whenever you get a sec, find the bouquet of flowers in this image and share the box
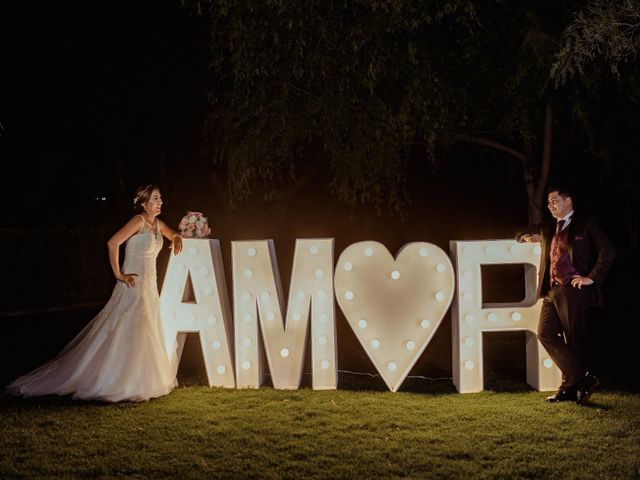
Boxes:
[178,211,212,238]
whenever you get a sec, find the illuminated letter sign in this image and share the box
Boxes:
[159,237,560,394]
[160,239,235,388]
[449,240,561,393]
[334,242,455,392]
[232,239,337,390]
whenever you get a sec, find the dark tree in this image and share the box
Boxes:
[184,0,639,225]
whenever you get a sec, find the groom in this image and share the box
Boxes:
[519,187,615,405]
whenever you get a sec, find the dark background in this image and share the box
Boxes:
[1,1,637,389]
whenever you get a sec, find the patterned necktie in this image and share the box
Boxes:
[556,220,565,233]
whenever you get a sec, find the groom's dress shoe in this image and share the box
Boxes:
[546,389,577,403]
[577,373,601,405]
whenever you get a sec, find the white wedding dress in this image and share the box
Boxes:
[7,221,177,402]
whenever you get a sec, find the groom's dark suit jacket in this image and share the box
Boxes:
[519,214,615,306]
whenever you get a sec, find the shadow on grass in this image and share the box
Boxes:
[174,369,459,395]
[581,401,611,411]
[0,391,175,409]
[482,372,536,393]
[0,393,116,408]
[3,370,634,408]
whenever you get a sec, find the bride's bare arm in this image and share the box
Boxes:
[107,216,144,287]
[158,220,183,255]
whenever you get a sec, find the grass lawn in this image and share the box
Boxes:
[1,376,639,479]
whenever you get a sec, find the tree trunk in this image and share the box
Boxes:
[461,100,554,226]
[528,101,553,225]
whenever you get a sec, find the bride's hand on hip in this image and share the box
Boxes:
[118,273,138,288]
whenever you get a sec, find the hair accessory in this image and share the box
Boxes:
[133,185,153,205]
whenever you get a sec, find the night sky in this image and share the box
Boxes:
[2,1,207,225]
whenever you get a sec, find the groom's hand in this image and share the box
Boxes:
[571,276,593,289]
[521,234,542,243]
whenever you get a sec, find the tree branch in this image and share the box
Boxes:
[459,135,527,162]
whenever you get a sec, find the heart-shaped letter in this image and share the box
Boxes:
[334,242,454,391]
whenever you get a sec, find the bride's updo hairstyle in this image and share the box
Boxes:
[133,184,160,213]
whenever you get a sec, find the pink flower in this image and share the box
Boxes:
[185,230,193,238]
[187,223,195,232]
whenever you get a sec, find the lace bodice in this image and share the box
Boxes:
[122,221,164,286]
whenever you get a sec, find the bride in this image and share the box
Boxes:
[7,185,183,402]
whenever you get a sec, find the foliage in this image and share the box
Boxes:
[1,380,639,479]
[551,1,640,179]
[183,0,637,219]
[184,0,478,213]
[552,0,640,85]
